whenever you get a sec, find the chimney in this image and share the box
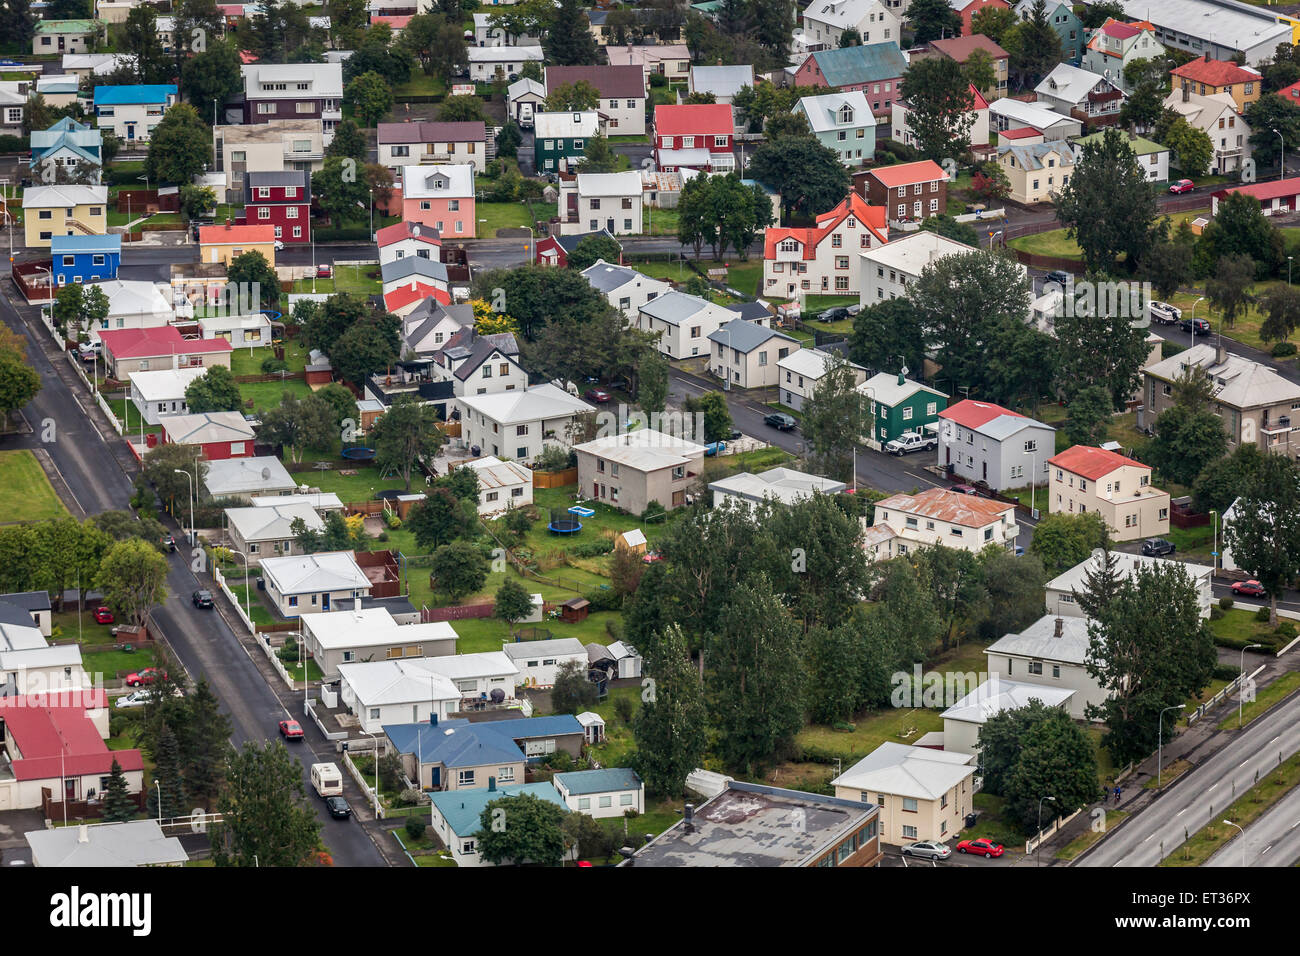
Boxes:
[683,802,694,831]
[488,776,497,791]
[1204,51,1211,62]
[1054,617,1064,638]
[78,824,89,843]
[225,218,232,228]
[353,595,361,612]
[1182,84,1189,103]
[1216,343,1228,365]
[429,713,437,727]
[897,370,906,386]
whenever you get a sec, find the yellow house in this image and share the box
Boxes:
[1047,444,1171,542]
[997,142,1076,205]
[198,223,278,268]
[22,184,108,248]
[1170,57,1262,114]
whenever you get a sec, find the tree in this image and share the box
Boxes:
[962,48,998,99]
[707,579,805,775]
[920,213,979,247]
[430,541,488,600]
[1142,236,1194,299]
[1028,510,1110,575]
[1199,193,1283,279]
[0,0,36,50]
[184,365,242,414]
[913,544,987,650]
[45,0,89,16]
[325,117,367,162]
[0,355,40,418]
[907,0,961,45]
[423,16,468,85]
[637,353,669,416]
[123,6,170,84]
[1055,128,1160,274]
[329,0,368,48]
[801,353,871,482]
[1193,443,1265,514]
[970,4,1018,43]
[96,538,169,626]
[1245,95,1300,169]
[1205,253,1256,329]
[437,94,488,123]
[1083,562,1217,764]
[293,510,367,554]
[546,80,601,112]
[579,132,626,173]
[344,71,393,127]
[1080,0,1125,28]
[1222,453,1300,626]
[495,121,522,160]
[627,623,705,795]
[899,55,976,163]
[370,395,445,492]
[179,679,231,807]
[476,792,568,865]
[213,740,322,867]
[141,442,207,516]
[683,390,732,444]
[975,547,1048,642]
[1259,283,1300,344]
[567,233,623,272]
[145,104,212,186]
[224,249,281,312]
[544,0,600,65]
[494,578,533,634]
[848,298,927,374]
[257,392,338,462]
[978,699,1100,831]
[470,265,624,342]
[180,184,218,222]
[970,160,1012,202]
[408,487,474,551]
[1065,384,1113,447]
[551,659,599,714]
[332,320,401,387]
[748,135,851,219]
[1052,287,1151,408]
[145,723,187,821]
[102,759,137,822]
[1162,116,1214,177]
[1118,72,1167,132]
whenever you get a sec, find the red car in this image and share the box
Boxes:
[956,838,1004,858]
[125,667,167,687]
[1169,179,1195,194]
[584,387,611,403]
[951,484,979,496]
[93,606,115,624]
[642,551,663,564]
[316,264,333,279]
[1231,579,1267,597]
[279,719,304,740]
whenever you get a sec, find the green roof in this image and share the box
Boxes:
[1075,131,1166,156]
[36,19,98,33]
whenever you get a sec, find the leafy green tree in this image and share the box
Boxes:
[213,740,322,867]
[469,265,616,342]
[257,392,338,462]
[748,135,852,219]
[546,80,601,112]
[1052,287,1151,408]
[123,6,172,84]
[332,320,401,387]
[145,104,212,186]
[178,679,231,808]
[312,156,369,226]
[975,548,1048,642]
[430,540,488,600]
[96,538,169,626]
[0,0,36,49]
[494,578,533,633]
[1055,128,1160,274]
[1245,94,1300,168]
[962,48,998,99]
[476,792,568,865]
[633,623,708,796]
[970,4,1018,42]
[567,233,623,272]
[1198,192,1283,278]
[684,390,732,444]
[225,250,281,312]
[920,214,978,246]
[293,510,367,553]
[437,94,488,123]
[370,394,445,492]
[551,659,599,714]
[637,353,669,416]
[801,353,871,482]
[1079,0,1125,27]
[848,298,928,375]
[1162,116,1213,177]
[184,365,242,414]
[0,355,40,418]
[1192,443,1264,514]
[1142,235,1194,300]
[1205,253,1256,328]
[1259,283,1300,344]
[102,759,137,822]
[141,442,207,517]
[1028,511,1111,576]
[1222,453,1300,626]
[899,56,976,163]
[409,487,475,551]
[907,0,961,44]
[325,117,367,162]
[913,544,987,650]
[344,71,393,127]
[804,621,865,723]
[579,132,626,173]
[180,184,218,222]
[1064,384,1113,447]
[328,0,368,48]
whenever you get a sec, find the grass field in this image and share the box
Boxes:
[796,706,945,762]
[477,202,533,235]
[1008,227,1083,260]
[1209,606,1285,652]
[1217,671,1300,730]
[1056,810,1127,860]
[107,398,162,438]
[288,267,382,296]
[0,450,68,523]
[239,378,314,414]
[293,465,412,502]
[229,343,310,377]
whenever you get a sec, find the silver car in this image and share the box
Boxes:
[902,841,952,861]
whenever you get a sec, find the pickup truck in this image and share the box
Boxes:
[884,431,938,455]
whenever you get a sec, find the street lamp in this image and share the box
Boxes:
[1158,703,1183,788]
[154,779,162,823]
[1189,295,1204,346]
[1210,509,1218,573]
[1273,128,1285,180]
[226,547,253,631]
[1036,795,1056,866]
[1223,819,1246,867]
[173,468,195,547]
[1024,447,1039,519]
[1238,643,1261,727]
[361,730,381,816]
[1289,256,1293,285]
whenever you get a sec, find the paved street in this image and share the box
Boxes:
[1205,781,1300,867]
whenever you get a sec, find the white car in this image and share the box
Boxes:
[114,689,153,709]
[884,430,938,455]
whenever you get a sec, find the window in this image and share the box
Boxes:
[578,797,591,809]
[457,769,475,786]
[1052,664,1061,678]
[620,793,634,805]
[258,206,271,219]
[1028,661,1043,675]
[902,797,918,812]
[286,206,299,219]
[598,795,612,808]
[902,406,913,421]
[902,825,918,839]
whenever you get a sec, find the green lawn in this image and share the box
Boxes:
[802,294,860,313]
[1056,810,1127,860]
[1000,483,1048,514]
[288,267,382,296]
[625,258,694,283]
[608,133,650,144]
[226,583,275,627]
[958,792,1029,850]
[1007,227,1083,261]
[797,706,945,761]
[1209,607,1285,652]
[293,465,412,502]
[644,206,680,236]
[229,343,309,377]
[0,450,69,523]
[477,202,533,234]
[1217,671,1300,730]
[107,398,163,438]
[707,260,762,297]
[51,610,119,645]
[81,647,162,682]
[392,73,447,98]
[239,378,314,414]
[282,658,324,682]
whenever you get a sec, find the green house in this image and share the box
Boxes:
[534,111,602,174]
[861,370,948,448]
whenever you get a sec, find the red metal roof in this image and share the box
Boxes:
[875,487,1015,527]
[869,159,948,189]
[939,398,1022,430]
[998,126,1042,140]
[98,327,233,359]
[1277,80,1300,103]
[1048,444,1148,480]
[0,695,144,781]
[762,193,887,260]
[1171,58,1260,88]
[654,103,734,137]
[546,65,646,100]
[375,220,442,248]
[199,223,277,245]
[384,283,451,313]
[1211,177,1300,203]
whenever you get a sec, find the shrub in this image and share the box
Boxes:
[641,500,665,522]
[404,816,427,840]
[397,787,422,807]
[1212,663,1240,681]
[605,617,624,641]
[1271,341,1298,357]
[261,356,289,374]
[386,513,402,529]
[278,637,300,663]
[613,693,635,725]
[1277,622,1298,640]
[1219,596,1234,610]
[648,73,667,88]
[1255,606,1271,622]
[584,586,623,612]
[1209,606,1224,621]
[377,531,389,542]
[571,539,614,558]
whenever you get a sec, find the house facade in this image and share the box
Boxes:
[777,348,867,412]
[214,119,325,197]
[708,319,801,390]
[635,291,741,359]
[1164,89,1252,175]
[795,91,877,167]
[260,551,372,618]
[240,171,311,244]
[871,487,1019,555]
[33,20,98,55]
[92,85,177,142]
[1082,19,1166,94]
[581,260,671,318]
[856,160,949,224]
[400,164,476,238]
[799,0,901,51]
[534,111,603,174]
[558,171,644,236]
[128,367,206,425]
[1034,63,1125,124]
[51,234,120,286]
[1171,55,1263,113]
[377,121,487,172]
[458,384,595,463]
[574,429,708,514]
[1015,0,1084,63]
[794,43,910,130]
[832,742,976,845]
[985,615,1103,720]
[892,85,989,157]
[1046,444,1171,541]
[462,456,534,514]
[241,63,344,133]
[937,399,1055,491]
[98,326,232,378]
[927,34,1010,101]
[159,411,256,460]
[545,65,647,136]
[859,230,981,306]
[466,45,545,82]
[198,223,277,267]
[861,371,948,450]
[763,192,889,298]
[301,607,457,680]
[23,185,108,248]
[653,103,735,173]
[1045,550,1214,620]
[997,141,1077,204]
[1075,130,1169,182]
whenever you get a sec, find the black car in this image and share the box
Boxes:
[1181,317,1210,336]
[325,796,352,820]
[1044,269,1072,289]
[1141,537,1176,556]
[764,412,797,431]
[818,307,849,323]
[191,589,214,608]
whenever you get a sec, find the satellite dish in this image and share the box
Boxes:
[900,364,909,377]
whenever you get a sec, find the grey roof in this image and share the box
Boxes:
[451,332,521,382]
[0,591,51,613]
[639,290,714,326]
[809,42,909,87]
[554,229,619,254]
[26,821,188,867]
[381,257,450,285]
[1113,0,1291,53]
[726,301,773,322]
[985,614,1093,666]
[554,768,642,796]
[245,169,310,188]
[706,317,797,353]
[502,638,586,660]
[941,678,1075,724]
[582,261,654,294]
[979,414,1052,441]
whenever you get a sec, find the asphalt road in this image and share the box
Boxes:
[1205,780,1300,867]
[1076,688,1300,866]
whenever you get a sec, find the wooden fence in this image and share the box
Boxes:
[42,787,145,822]
[533,467,577,488]
[422,602,495,622]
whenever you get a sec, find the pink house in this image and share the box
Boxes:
[398,164,476,239]
[948,0,1011,35]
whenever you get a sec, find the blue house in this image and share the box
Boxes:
[51,234,121,286]
[30,117,103,179]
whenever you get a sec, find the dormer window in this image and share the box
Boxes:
[838,105,854,124]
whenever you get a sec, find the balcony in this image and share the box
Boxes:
[421,150,452,162]
[285,148,323,162]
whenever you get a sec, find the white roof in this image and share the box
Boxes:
[204,456,296,496]
[581,261,671,297]
[0,643,84,675]
[860,229,980,277]
[776,347,862,380]
[690,64,753,98]
[502,638,587,660]
[803,0,888,30]
[1114,0,1291,55]
[26,821,188,868]
[199,314,272,334]
[534,110,601,140]
[832,741,975,801]
[95,279,173,319]
[339,659,460,707]
[128,366,206,402]
[401,163,475,199]
[986,613,1093,666]
[462,456,532,489]
[63,53,136,75]
[22,184,107,208]
[242,62,343,98]
[508,77,545,101]
[576,711,605,727]
[618,528,647,548]
[303,607,458,651]
[655,147,714,168]
[160,410,254,445]
[249,492,344,511]
[1035,63,1117,105]
[1164,89,1242,132]
[1046,549,1213,596]
[988,96,1079,130]
[466,45,545,63]
[860,371,946,407]
[797,90,875,134]
[574,428,707,471]
[709,467,847,505]
[1145,343,1300,409]
[941,677,1075,724]
[415,651,518,683]
[261,550,370,596]
[225,502,324,543]
[576,170,642,197]
[459,383,594,426]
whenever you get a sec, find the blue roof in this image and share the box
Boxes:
[384,714,584,770]
[50,234,121,255]
[93,84,177,106]
[479,714,585,739]
[430,783,568,836]
[810,43,909,88]
[553,768,642,796]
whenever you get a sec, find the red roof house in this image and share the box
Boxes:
[1211,176,1300,217]
[939,399,1025,430]
[1047,444,1147,481]
[98,326,233,378]
[762,193,888,298]
[653,103,735,172]
[383,283,452,315]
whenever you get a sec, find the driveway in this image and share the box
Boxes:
[0,810,44,867]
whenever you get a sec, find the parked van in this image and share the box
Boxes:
[311,762,343,798]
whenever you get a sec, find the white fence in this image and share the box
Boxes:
[1025,806,1083,855]
[1185,663,1267,727]
[213,565,255,635]
[342,746,385,820]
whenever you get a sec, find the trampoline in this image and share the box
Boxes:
[341,446,376,461]
[548,507,585,535]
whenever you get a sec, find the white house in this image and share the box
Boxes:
[708,319,801,389]
[558,171,644,237]
[892,85,989,155]
[461,456,534,515]
[506,77,546,127]
[776,348,867,412]
[870,487,1019,556]
[198,314,273,349]
[985,614,1106,721]
[987,96,1083,142]
[1044,549,1213,619]
[86,280,174,340]
[940,677,1075,755]
[1081,18,1165,93]
[581,260,671,318]
[858,230,982,307]
[636,291,748,360]
[799,0,902,51]
[466,45,545,82]
[763,193,889,300]
[553,768,645,818]
[26,820,189,868]
[458,384,595,463]
[1163,89,1252,175]
[338,663,460,734]
[473,11,542,47]
[1034,63,1125,122]
[300,607,459,680]
[937,398,1056,491]
[709,467,846,510]
[224,502,324,562]
[502,638,588,689]
[376,220,442,268]
[202,456,298,501]
[795,90,877,167]
[259,550,371,618]
[127,367,206,425]
[686,64,753,105]
[92,85,179,143]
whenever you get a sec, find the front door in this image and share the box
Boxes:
[322,593,330,611]
[607,218,615,232]
[982,461,988,481]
